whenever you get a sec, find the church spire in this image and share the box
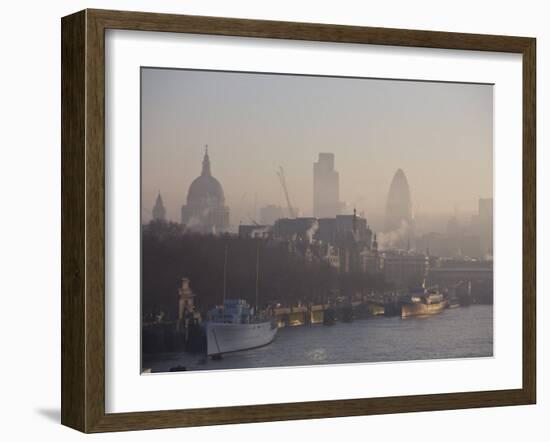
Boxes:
[152,190,166,221]
[201,144,211,176]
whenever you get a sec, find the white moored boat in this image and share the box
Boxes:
[205,245,278,357]
[206,299,278,357]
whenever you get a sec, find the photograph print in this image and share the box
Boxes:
[141,68,494,373]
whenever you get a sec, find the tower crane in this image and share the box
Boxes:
[276,166,297,218]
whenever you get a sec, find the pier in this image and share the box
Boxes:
[142,280,491,355]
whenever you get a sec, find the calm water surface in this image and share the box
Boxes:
[144,305,493,373]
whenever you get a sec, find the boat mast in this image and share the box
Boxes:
[255,244,260,314]
[223,245,228,308]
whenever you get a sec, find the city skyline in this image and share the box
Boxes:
[141,67,494,371]
[142,68,493,229]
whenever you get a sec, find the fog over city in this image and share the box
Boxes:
[141,68,494,368]
[141,68,493,233]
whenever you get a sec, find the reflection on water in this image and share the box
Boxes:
[143,305,493,373]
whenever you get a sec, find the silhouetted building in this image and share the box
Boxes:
[427,260,493,303]
[152,191,166,222]
[260,205,285,225]
[273,217,318,242]
[270,211,375,274]
[330,212,372,273]
[238,224,272,239]
[384,169,414,248]
[446,215,459,236]
[181,146,230,233]
[313,153,344,218]
[319,243,340,270]
[316,213,372,248]
[478,198,493,256]
[381,251,429,287]
[361,234,380,273]
[416,231,482,259]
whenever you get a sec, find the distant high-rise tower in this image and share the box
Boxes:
[384,169,413,235]
[152,191,166,221]
[313,153,344,218]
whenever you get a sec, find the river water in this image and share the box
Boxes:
[143,304,493,373]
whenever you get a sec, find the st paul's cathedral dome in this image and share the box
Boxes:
[181,146,230,233]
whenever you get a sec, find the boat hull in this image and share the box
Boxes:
[206,321,278,356]
[402,301,446,318]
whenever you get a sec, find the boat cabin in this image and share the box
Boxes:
[208,299,255,324]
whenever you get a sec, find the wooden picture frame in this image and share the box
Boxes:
[61,9,536,433]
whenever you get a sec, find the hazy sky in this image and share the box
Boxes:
[142,68,493,230]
